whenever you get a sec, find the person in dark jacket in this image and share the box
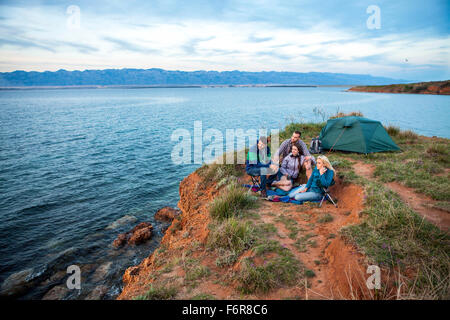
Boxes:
[245,136,278,197]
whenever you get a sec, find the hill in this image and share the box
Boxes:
[0,68,409,87]
[348,80,450,95]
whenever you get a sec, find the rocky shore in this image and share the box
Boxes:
[0,207,180,300]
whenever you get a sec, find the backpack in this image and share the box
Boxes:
[310,137,322,154]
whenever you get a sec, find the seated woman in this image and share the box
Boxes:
[271,144,302,192]
[287,155,335,203]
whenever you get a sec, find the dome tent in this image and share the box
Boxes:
[319,116,400,153]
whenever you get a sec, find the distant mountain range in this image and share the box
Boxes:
[0,68,410,87]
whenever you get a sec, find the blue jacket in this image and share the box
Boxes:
[305,167,334,194]
[245,141,271,171]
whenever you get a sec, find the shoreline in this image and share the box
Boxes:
[0,84,357,90]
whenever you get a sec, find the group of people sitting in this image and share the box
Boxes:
[245,130,335,204]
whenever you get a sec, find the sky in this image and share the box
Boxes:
[0,0,448,81]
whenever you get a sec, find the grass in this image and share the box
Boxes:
[209,183,258,220]
[237,243,301,294]
[370,141,450,200]
[340,179,450,299]
[275,215,300,239]
[197,161,243,182]
[254,222,278,235]
[207,217,257,267]
[293,233,317,252]
[432,201,450,213]
[384,125,400,137]
[134,284,178,300]
[207,217,256,254]
[317,213,334,223]
[191,293,217,300]
[327,127,449,299]
[185,265,211,282]
[304,269,316,278]
[329,111,364,119]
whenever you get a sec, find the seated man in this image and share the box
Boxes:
[273,130,316,180]
[245,136,278,197]
[288,155,335,203]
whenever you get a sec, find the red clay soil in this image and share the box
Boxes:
[117,169,375,300]
[352,160,450,232]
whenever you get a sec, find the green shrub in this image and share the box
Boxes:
[209,183,258,220]
[384,125,400,137]
[329,111,364,119]
[207,217,256,254]
[134,285,177,300]
[185,265,211,281]
[191,293,217,300]
[398,129,418,140]
[426,144,449,164]
[318,213,334,223]
[237,250,300,294]
[197,162,243,183]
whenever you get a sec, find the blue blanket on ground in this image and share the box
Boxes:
[267,189,288,196]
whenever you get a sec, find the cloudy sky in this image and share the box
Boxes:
[0,0,448,81]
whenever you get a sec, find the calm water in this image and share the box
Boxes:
[0,87,449,299]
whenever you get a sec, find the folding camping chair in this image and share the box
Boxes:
[319,180,337,208]
[249,174,262,191]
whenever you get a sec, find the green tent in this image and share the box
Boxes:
[319,116,400,153]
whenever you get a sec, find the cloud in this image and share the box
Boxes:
[58,41,98,54]
[0,1,448,80]
[102,36,159,54]
[181,36,215,55]
[248,35,273,43]
[0,38,56,52]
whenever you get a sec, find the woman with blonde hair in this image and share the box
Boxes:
[287,155,335,203]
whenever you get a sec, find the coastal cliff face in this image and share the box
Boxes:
[348,80,450,95]
[117,165,377,300]
[117,170,218,299]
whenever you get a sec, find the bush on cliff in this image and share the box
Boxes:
[209,183,258,220]
[237,241,301,294]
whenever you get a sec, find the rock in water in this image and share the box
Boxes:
[154,206,181,222]
[112,222,153,247]
[84,285,108,300]
[42,285,69,300]
[91,261,113,282]
[105,215,137,230]
[0,268,34,297]
[112,233,128,248]
[128,227,152,245]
